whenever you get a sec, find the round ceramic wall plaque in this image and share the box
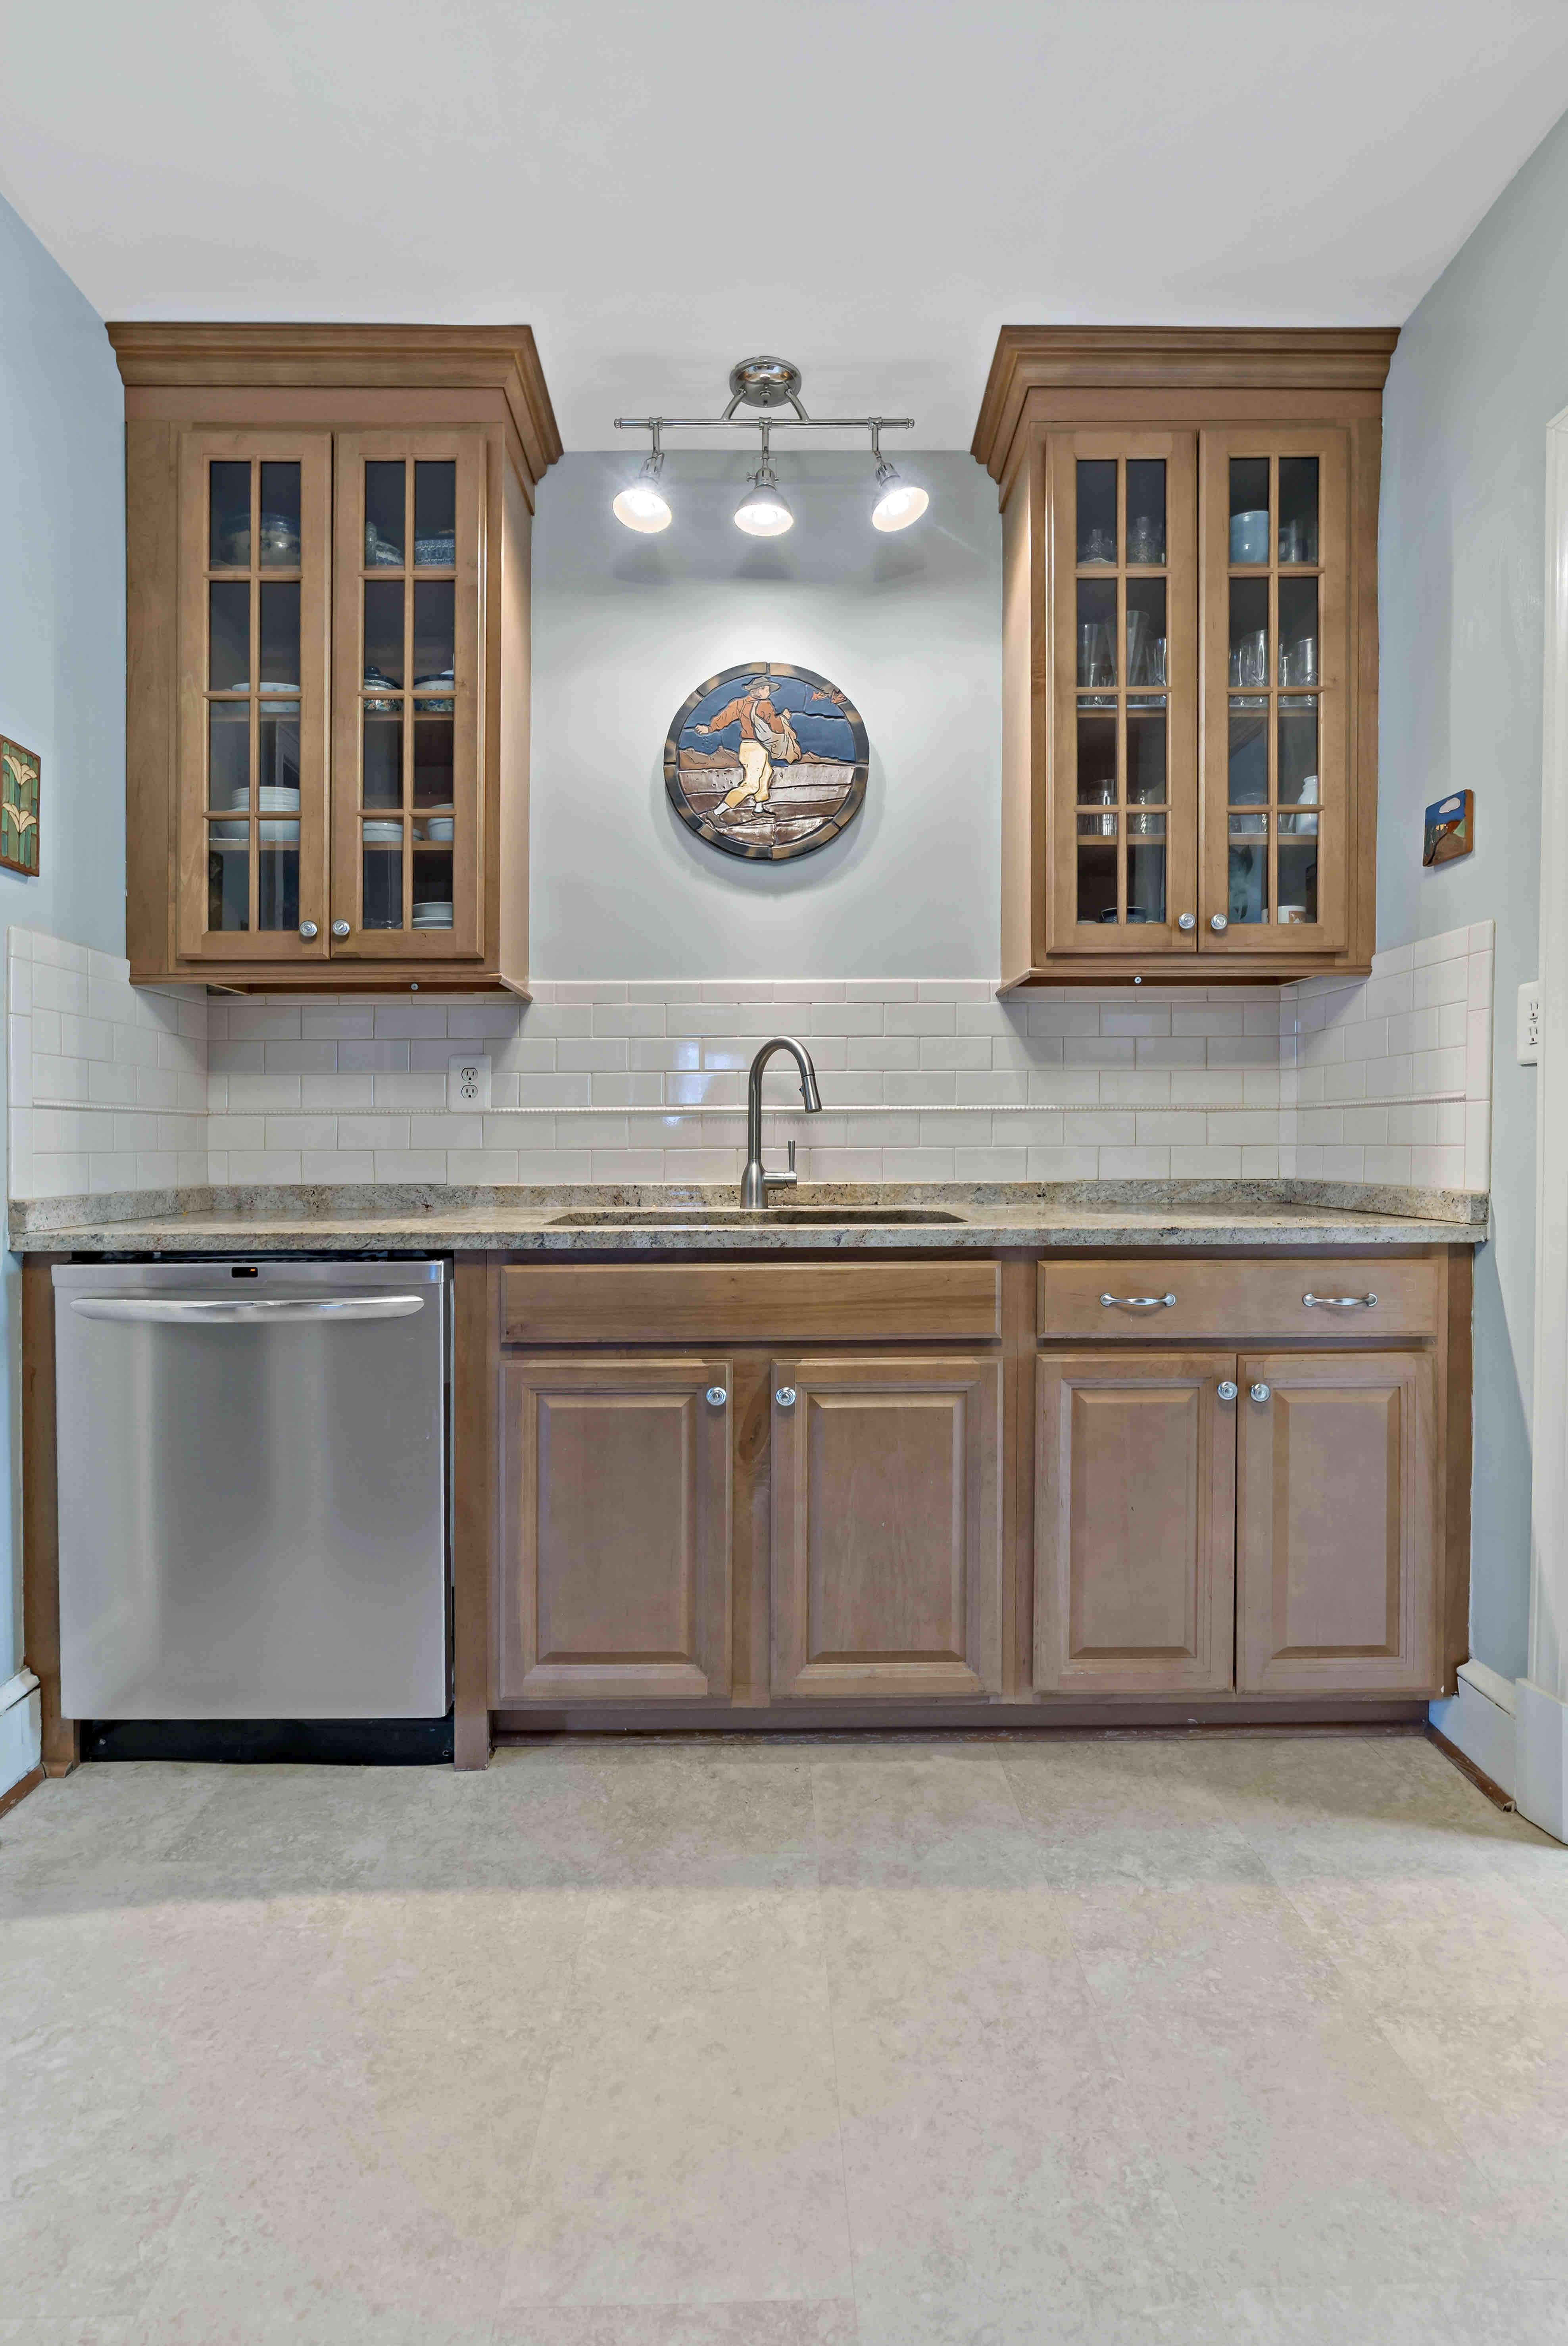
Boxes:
[663,662,868,862]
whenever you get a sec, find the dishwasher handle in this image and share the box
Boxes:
[68,1295,427,1325]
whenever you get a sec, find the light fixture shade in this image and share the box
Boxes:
[613,457,672,533]
[871,469,929,533]
[734,465,794,537]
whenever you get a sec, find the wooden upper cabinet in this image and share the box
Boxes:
[974,327,1396,988]
[112,325,560,992]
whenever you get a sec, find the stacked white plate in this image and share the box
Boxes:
[255,785,299,844]
[361,820,403,844]
[411,900,453,929]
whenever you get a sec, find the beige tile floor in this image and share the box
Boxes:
[2,1730,1566,2346]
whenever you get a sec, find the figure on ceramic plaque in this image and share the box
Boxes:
[693,675,802,815]
[665,663,868,864]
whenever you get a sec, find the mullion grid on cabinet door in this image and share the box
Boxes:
[1116,460,1128,926]
[402,456,415,934]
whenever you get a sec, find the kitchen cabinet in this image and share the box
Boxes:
[498,1355,733,1705]
[1236,1350,1438,1695]
[1034,1350,1236,1694]
[112,324,559,991]
[972,328,1397,986]
[769,1352,1002,1700]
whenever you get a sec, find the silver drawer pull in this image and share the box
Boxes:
[775,1386,797,1407]
[1250,1383,1271,1403]
[1303,1292,1378,1310]
[705,1385,727,1407]
[1100,1292,1177,1310]
[1217,1380,1239,1402]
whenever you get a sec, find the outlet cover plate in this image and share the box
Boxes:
[448,1052,492,1110]
[1518,983,1541,1065]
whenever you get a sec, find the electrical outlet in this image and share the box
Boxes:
[448,1052,492,1110]
[1518,983,1541,1065]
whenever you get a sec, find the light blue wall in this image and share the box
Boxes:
[530,450,999,977]
[0,192,125,1682]
[1378,108,1568,1676]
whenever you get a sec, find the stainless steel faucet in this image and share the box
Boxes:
[741,1035,822,1208]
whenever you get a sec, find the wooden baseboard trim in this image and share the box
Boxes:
[1427,1721,1516,1812]
[0,1765,44,1820]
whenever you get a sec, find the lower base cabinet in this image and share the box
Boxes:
[498,1355,733,1704]
[1034,1351,1237,1694]
[1035,1346,1441,1699]
[1236,1350,1437,1694]
[770,1352,1002,1700]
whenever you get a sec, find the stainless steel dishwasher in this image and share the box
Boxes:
[53,1259,450,1721]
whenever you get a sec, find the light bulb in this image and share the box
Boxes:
[613,459,672,533]
[871,464,929,533]
[734,465,793,537]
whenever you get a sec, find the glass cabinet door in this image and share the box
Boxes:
[1199,432,1349,955]
[1046,432,1198,956]
[176,432,331,961]
[330,433,484,960]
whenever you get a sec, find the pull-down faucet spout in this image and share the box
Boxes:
[741,1036,822,1209]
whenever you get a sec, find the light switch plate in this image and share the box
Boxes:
[1518,982,1541,1065]
[448,1052,492,1109]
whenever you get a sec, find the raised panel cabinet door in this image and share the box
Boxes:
[1045,429,1199,959]
[498,1356,732,1704]
[330,430,487,962]
[770,1353,1002,1700]
[1199,428,1351,957]
[1035,1351,1237,1693]
[1236,1351,1438,1694]
[175,429,332,965]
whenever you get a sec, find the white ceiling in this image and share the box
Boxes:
[2,1,1567,450]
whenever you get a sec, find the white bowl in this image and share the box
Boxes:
[422,817,454,841]
[361,821,403,843]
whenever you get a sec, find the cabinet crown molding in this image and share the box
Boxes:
[971,325,1400,482]
[105,321,563,488]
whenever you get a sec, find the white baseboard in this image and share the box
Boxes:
[0,1667,41,1799]
[1429,1659,1518,1800]
[1515,1679,1568,1844]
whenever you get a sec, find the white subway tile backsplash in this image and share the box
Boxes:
[5,929,1493,1200]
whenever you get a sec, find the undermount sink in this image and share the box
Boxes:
[547,1207,966,1227]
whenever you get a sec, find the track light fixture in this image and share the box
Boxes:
[613,357,927,537]
[869,423,928,533]
[610,425,673,533]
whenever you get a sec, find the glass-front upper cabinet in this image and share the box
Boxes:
[331,434,484,961]
[1200,432,1349,955]
[176,433,331,962]
[1046,433,1198,957]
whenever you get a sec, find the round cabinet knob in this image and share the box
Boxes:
[1217,1380,1239,1402]
[298,921,319,939]
[705,1385,727,1407]
[774,1386,797,1408]
[1250,1382,1271,1403]
[1178,913,1196,932]
[1210,914,1229,933]
[331,920,351,939]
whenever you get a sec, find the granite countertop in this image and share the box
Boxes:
[8,1178,1490,1256]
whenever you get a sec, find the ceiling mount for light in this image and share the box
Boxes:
[612,358,926,536]
[725,355,805,414]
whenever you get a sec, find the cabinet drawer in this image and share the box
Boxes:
[503,1261,1001,1345]
[1037,1257,1437,1342]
